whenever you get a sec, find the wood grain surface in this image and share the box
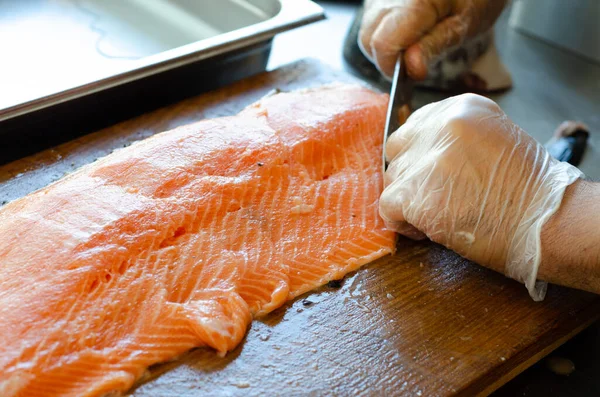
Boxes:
[1,59,598,397]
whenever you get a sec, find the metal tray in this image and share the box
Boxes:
[0,0,324,163]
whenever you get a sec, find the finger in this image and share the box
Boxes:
[383,152,410,187]
[413,14,470,76]
[370,7,438,78]
[385,130,412,164]
[358,5,389,63]
[379,187,427,240]
[393,222,428,240]
[385,118,417,162]
[379,181,408,224]
[405,44,428,80]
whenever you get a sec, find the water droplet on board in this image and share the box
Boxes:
[233,381,250,389]
[259,334,270,342]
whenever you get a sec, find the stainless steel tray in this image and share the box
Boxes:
[0,0,324,163]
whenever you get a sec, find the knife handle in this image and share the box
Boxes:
[546,121,589,167]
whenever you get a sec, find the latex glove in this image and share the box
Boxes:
[380,94,583,300]
[359,0,508,80]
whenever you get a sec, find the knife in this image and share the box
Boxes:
[383,52,413,173]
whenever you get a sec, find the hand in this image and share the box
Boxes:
[379,94,583,300]
[359,0,508,79]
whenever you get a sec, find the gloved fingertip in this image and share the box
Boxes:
[357,30,375,63]
[387,221,427,240]
[405,45,428,81]
[405,230,428,241]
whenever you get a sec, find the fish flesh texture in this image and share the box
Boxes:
[0,84,395,396]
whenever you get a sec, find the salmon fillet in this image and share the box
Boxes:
[0,83,396,397]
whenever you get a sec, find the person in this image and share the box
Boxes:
[358,0,599,300]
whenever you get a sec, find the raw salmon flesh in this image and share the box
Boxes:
[0,84,396,396]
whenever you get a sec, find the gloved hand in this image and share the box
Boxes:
[359,0,508,80]
[380,94,583,300]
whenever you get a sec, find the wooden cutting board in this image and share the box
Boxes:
[1,59,598,397]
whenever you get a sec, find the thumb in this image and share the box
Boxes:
[406,15,470,80]
[392,222,428,240]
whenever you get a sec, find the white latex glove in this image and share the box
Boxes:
[359,0,508,80]
[380,94,583,300]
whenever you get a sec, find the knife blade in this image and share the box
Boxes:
[383,53,413,173]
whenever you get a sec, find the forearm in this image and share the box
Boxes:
[539,180,600,293]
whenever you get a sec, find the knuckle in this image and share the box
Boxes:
[444,114,474,138]
[448,18,469,38]
[442,94,502,136]
[457,93,501,112]
[455,92,486,105]
[370,34,396,56]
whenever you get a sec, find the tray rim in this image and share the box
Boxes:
[0,0,324,123]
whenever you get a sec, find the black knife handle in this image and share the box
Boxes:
[546,122,589,167]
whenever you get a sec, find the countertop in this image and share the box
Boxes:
[269,1,600,396]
